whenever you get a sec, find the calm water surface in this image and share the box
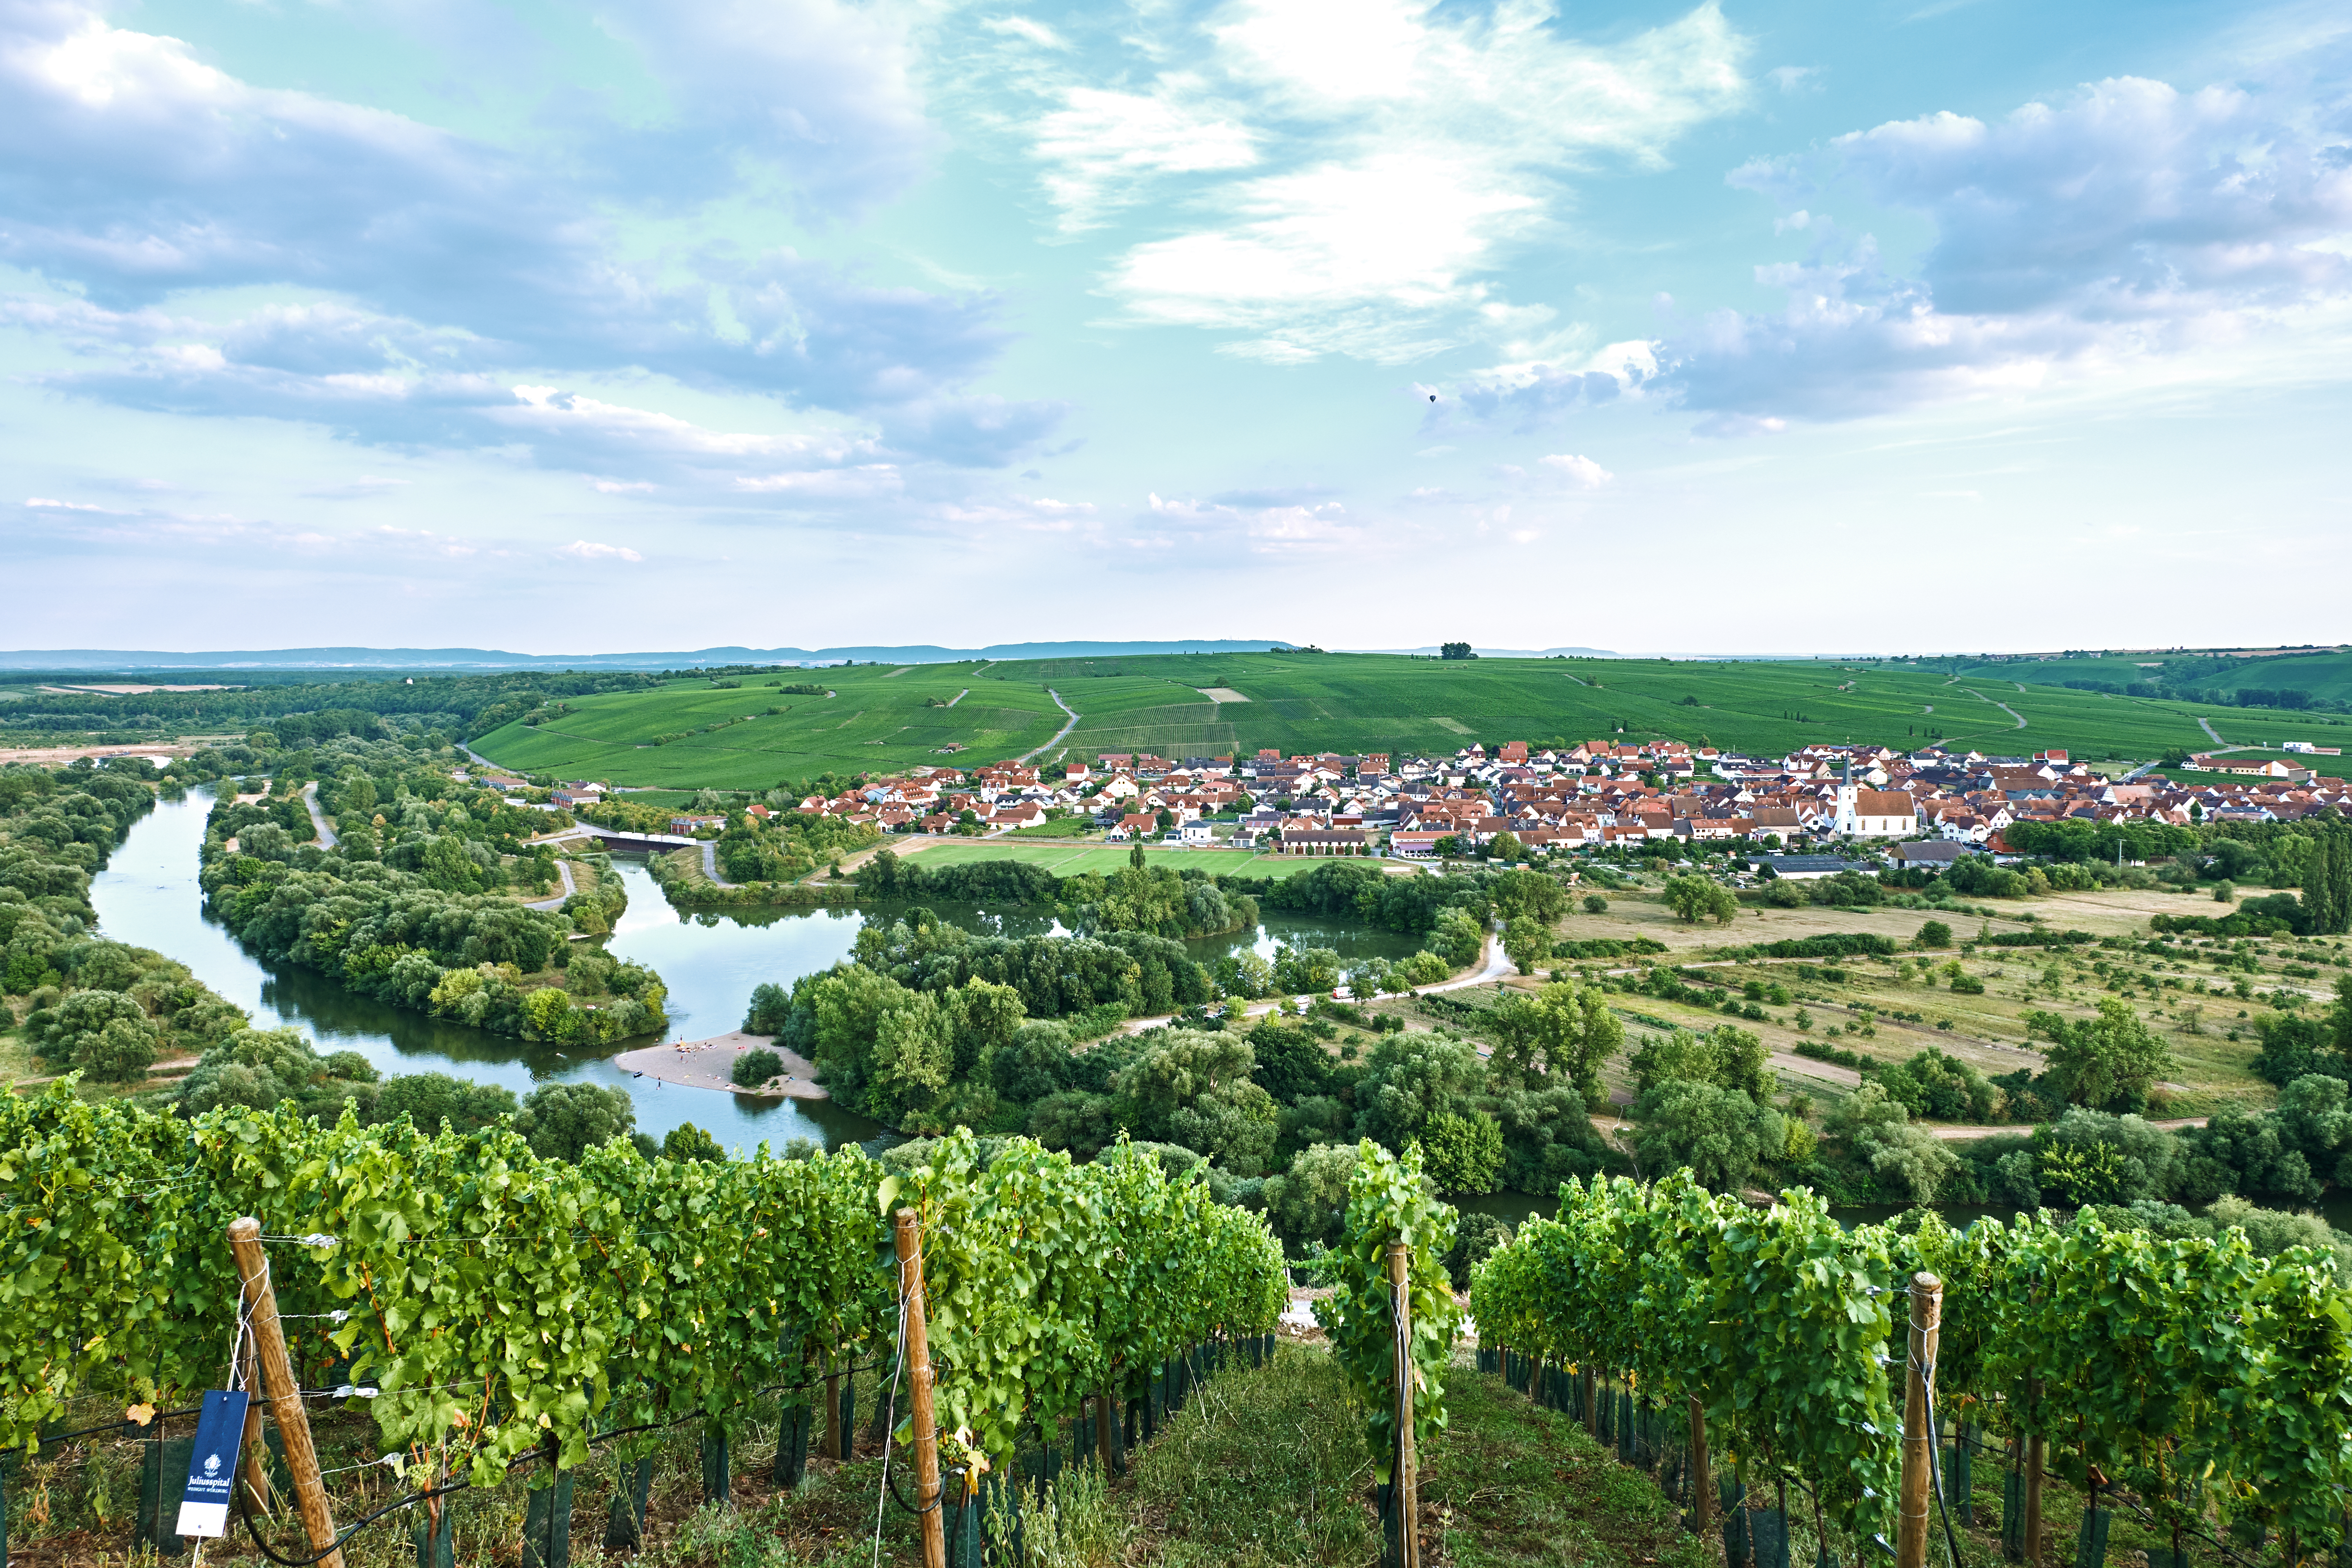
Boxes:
[88,792,1416,1154]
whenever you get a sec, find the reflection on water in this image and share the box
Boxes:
[90,791,886,1154]
[86,794,1422,1157]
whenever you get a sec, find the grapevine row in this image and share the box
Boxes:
[1,1083,1286,1509]
[1469,1173,2352,1556]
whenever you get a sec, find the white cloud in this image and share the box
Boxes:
[1538,453,1613,487]
[0,0,1048,468]
[1110,153,1547,363]
[984,1,1749,362]
[557,540,644,563]
[982,15,1070,51]
[1031,84,1260,233]
[25,496,114,511]
[1664,75,2352,428]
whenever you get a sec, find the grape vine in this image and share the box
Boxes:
[2,1082,1284,1501]
[1316,1139,1460,1478]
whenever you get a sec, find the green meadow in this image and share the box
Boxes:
[471,650,2336,788]
[894,839,1326,879]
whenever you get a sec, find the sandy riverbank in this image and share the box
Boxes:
[611,1031,829,1100]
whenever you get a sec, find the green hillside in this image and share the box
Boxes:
[1977,649,2352,705]
[473,662,1070,788]
[470,651,2347,788]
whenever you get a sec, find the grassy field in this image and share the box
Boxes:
[471,651,2332,789]
[1386,882,2340,1117]
[892,837,1335,881]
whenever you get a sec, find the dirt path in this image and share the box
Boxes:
[301,781,339,848]
[1017,688,1081,764]
[1930,1115,2208,1142]
[612,1032,828,1100]
[945,688,968,707]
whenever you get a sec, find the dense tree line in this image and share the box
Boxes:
[194,738,669,1044]
[2,758,326,1090]
[0,671,659,739]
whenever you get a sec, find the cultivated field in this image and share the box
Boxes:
[469,651,2339,789]
[473,664,1068,787]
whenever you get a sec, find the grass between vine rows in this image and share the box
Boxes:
[4,1341,2212,1568]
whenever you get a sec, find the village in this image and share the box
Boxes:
[688,738,2352,864]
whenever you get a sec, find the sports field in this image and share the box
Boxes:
[894,839,1331,880]
[471,650,2337,789]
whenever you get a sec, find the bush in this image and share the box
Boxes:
[732,1047,785,1087]
[1917,920,1953,949]
[1582,894,1609,915]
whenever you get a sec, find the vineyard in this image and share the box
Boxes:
[1,1084,1286,1567]
[1463,1173,2352,1568]
[16,1078,2352,1568]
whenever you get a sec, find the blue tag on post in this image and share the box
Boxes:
[175,1389,250,1538]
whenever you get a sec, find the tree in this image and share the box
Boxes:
[2042,997,2176,1109]
[731,1047,784,1087]
[1489,868,1568,925]
[369,1072,518,1134]
[1488,831,1524,863]
[1663,874,1739,924]
[1440,642,1476,660]
[515,1081,637,1161]
[1917,919,1954,949]
[1582,894,1608,915]
[1115,1031,1279,1172]
[178,1026,377,1116]
[1489,980,1622,1106]
[1444,1213,1514,1289]
[661,1123,725,1162]
[1502,915,1551,975]
[1262,1142,1357,1249]
[1824,1082,1956,1201]
[1354,1030,1485,1148]
[1419,1110,1505,1194]
[1632,1080,1783,1193]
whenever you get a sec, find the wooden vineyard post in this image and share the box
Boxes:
[2022,1379,2046,1568]
[1688,1394,1714,1534]
[1096,1384,1115,1473]
[894,1209,947,1568]
[1385,1241,1420,1568]
[228,1218,344,1568]
[235,1335,273,1517]
[825,1352,843,1461]
[1897,1272,1944,1568]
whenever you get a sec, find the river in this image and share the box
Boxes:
[88,791,1420,1155]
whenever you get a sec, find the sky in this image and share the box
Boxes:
[2,0,2349,657]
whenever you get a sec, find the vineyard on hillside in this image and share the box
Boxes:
[1,1086,1285,1565]
[1466,1172,2352,1566]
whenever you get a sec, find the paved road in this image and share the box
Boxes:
[522,858,576,910]
[2199,716,2226,746]
[1017,689,1081,764]
[301,782,338,848]
[701,841,737,887]
[1991,700,2026,729]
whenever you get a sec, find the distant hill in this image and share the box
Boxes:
[0,640,1298,672]
[1352,645,1619,658]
